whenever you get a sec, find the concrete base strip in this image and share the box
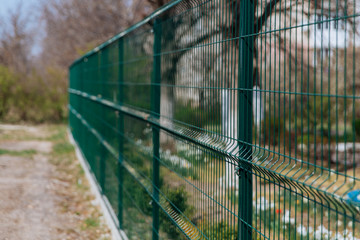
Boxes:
[68,129,128,240]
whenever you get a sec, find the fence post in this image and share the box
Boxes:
[238,0,254,239]
[151,18,162,240]
[98,51,106,193]
[79,61,84,151]
[117,38,124,229]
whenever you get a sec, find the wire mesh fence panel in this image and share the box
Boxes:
[69,0,360,239]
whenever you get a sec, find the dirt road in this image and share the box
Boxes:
[0,125,110,240]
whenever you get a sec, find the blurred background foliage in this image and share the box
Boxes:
[0,0,166,123]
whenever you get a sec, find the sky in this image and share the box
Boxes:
[0,0,39,17]
[0,0,43,55]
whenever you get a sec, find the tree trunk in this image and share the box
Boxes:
[160,85,175,149]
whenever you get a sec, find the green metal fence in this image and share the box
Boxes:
[69,0,360,239]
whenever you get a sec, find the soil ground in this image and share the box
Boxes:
[0,124,111,240]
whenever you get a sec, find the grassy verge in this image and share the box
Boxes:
[0,149,37,157]
[47,125,112,240]
[0,124,111,240]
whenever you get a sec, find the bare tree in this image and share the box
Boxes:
[143,0,359,187]
[0,4,33,74]
[40,0,152,70]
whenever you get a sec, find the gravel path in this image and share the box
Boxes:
[0,154,61,240]
[0,125,110,240]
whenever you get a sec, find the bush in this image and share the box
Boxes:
[262,116,285,145]
[0,65,15,119]
[354,119,360,139]
[0,65,68,123]
[200,221,238,240]
[174,101,221,129]
[160,185,193,239]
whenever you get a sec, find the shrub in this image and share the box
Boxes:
[262,116,285,145]
[0,65,15,119]
[174,101,221,129]
[354,119,360,139]
[200,221,238,240]
[160,185,193,239]
[0,66,68,123]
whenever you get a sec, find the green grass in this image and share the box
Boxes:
[0,148,37,157]
[53,142,74,155]
[83,217,100,228]
[45,126,67,141]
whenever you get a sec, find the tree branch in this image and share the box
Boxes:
[254,0,280,33]
[179,30,221,59]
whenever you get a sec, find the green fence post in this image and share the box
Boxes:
[78,61,83,149]
[117,38,124,229]
[238,0,255,239]
[99,50,106,193]
[151,18,161,240]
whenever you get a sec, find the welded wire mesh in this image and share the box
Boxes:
[69,0,360,239]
